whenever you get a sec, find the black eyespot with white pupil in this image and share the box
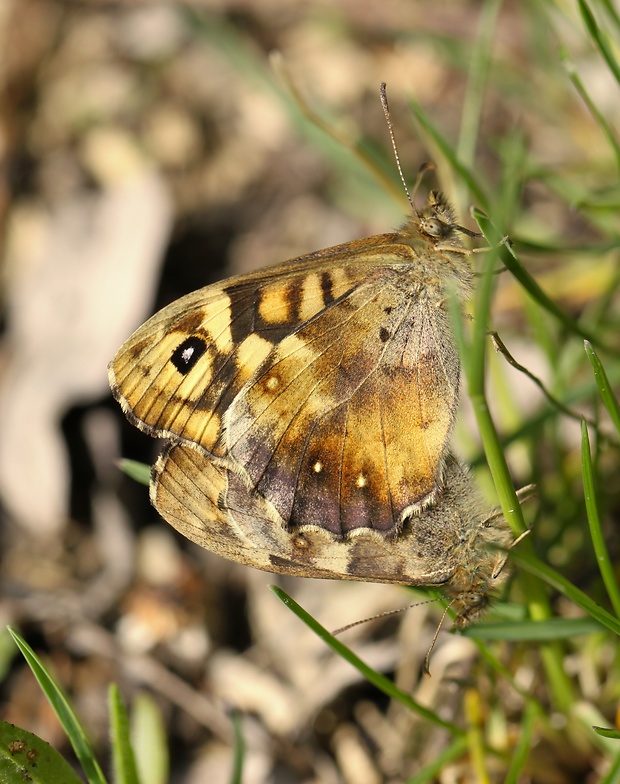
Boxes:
[170,336,207,374]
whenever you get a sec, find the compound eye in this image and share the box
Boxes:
[422,217,444,237]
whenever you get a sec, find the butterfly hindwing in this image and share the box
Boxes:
[153,443,489,586]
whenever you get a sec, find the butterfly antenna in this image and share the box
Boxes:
[515,483,537,503]
[423,601,454,676]
[492,528,531,579]
[482,483,537,527]
[331,596,443,636]
[380,83,433,215]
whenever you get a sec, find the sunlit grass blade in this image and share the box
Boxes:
[449,257,525,538]
[493,130,530,233]
[454,210,578,715]
[269,586,463,735]
[465,689,492,784]
[585,340,620,435]
[457,0,502,169]
[130,693,168,784]
[594,727,620,740]
[598,0,620,30]
[581,421,620,617]
[7,627,107,784]
[109,685,140,784]
[578,0,620,86]
[0,628,18,683]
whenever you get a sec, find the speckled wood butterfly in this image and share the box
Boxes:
[109,85,511,632]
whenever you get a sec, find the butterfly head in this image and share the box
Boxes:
[416,190,481,243]
[444,524,512,628]
[449,589,494,628]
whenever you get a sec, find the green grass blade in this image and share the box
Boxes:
[406,98,489,208]
[578,0,620,85]
[269,586,463,735]
[118,459,151,487]
[458,0,502,169]
[598,0,620,30]
[0,721,84,784]
[508,552,620,636]
[585,341,620,435]
[230,710,245,784]
[473,210,602,346]
[455,214,578,714]
[450,253,525,539]
[594,727,620,740]
[109,684,140,784]
[467,636,547,713]
[7,627,107,784]
[493,130,530,232]
[581,421,620,617]
[561,45,620,172]
[130,693,168,784]
[464,689,492,784]
[406,736,469,783]
[0,628,18,683]
[462,616,606,641]
[504,701,538,784]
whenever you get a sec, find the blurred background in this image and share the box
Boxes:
[1,1,619,782]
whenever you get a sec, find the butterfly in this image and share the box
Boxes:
[109,188,510,624]
[109,86,511,630]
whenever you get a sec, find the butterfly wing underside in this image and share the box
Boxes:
[110,192,515,624]
[226,273,459,534]
[153,443,466,586]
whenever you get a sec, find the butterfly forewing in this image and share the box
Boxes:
[110,236,402,449]
[110,231,466,536]
[226,269,460,533]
